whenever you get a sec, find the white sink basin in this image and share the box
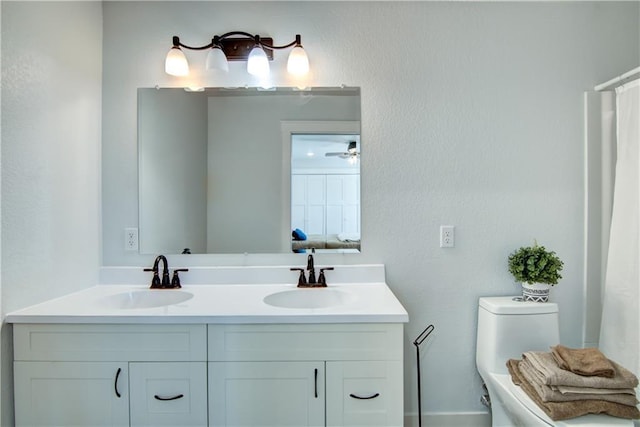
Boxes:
[102,290,193,309]
[263,288,352,309]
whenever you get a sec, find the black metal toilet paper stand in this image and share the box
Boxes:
[413,324,435,427]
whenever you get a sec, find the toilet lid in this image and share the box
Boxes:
[492,374,634,426]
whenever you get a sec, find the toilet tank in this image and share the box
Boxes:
[476,296,559,377]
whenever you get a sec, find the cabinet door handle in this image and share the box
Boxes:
[114,368,122,398]
[314,368,318,398]
[349,393,380,400]
[154,394,184,401]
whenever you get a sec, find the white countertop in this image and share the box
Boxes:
[5,282,409,324]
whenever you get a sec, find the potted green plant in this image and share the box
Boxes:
[508,241,564,302]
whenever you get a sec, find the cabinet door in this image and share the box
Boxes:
[129,362,207,427]
[326,361,403,427]
[209,361,324,427]
[14,361,129,427]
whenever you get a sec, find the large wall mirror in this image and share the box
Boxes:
[138,86,361,254]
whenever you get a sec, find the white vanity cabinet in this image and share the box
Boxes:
[14,361,130,427]
[128,362,208,427]
[207,323,403,427]
[209,361,325,426]
[13,322,404,427]
[326,360,403,426]
[12,324,208,427]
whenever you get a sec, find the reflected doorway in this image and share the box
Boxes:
[290,134,361,253]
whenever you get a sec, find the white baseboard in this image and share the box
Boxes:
[404,411,491,427]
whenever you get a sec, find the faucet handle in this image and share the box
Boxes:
[318,267,334,286]
[144,269,163,289]
[171,268,189,289]
[290,268,307,287]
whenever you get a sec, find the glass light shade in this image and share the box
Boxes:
[165,47,189,76]
[206,46,229,72]
[247,46,270,77]
[287,46,309,76]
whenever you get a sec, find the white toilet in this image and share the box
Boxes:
[476,296,635,427]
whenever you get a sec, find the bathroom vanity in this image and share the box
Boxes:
[7,266,408,427]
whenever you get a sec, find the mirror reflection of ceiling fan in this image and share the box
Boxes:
[325,141,360,160]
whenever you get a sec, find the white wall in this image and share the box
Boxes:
[0,0,616,420]
[0,1,103,424]
[100,1,639,417]
[0,4,3,423]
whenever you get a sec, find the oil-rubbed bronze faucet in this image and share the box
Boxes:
[144,255,188,289]
[290,253,334,287]
[307,253,316,284]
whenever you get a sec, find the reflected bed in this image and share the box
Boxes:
[292,234,360,252]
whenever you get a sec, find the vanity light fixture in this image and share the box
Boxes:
[165,32,309,78]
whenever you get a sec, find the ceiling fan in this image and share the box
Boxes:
[325,141,360,159]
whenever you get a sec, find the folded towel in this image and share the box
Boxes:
[553,385,637,396]
[507,359,640,421]
[551,345,616,378]
[523,351,639,389]
[517,359,639,406]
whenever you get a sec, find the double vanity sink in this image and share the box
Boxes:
[106,287,354,310]
[100,287,353,310]
[8,264,408,427]
[7,280,407,324]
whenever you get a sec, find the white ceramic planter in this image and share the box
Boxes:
[521,282,551,302]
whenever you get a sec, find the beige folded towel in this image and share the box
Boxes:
[523,351,639,389]
[518,358,639,406]
[553,385,637,396]
[551,345,616,378]
[507,359,640,421]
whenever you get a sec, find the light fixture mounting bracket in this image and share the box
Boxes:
[219,37,274,61]
[171,31,300,62]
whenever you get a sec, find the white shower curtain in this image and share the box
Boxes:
[599,79,640,377]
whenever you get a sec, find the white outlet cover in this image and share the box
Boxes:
[125,227,138,251]
[439,225,455,248]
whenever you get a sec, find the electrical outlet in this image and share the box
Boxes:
[125,227,138,251]
[440,225,455,248]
